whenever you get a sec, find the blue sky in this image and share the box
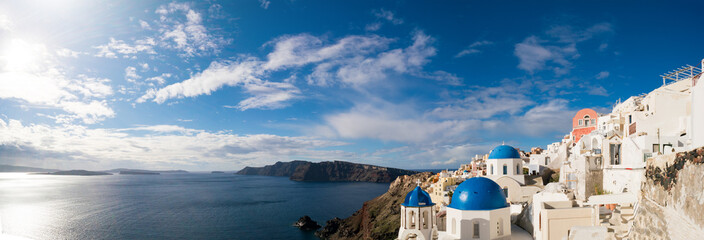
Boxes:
[0,0,702,171]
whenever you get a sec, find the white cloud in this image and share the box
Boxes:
[155,2,229,57]
[125,66,141,82]
[141,31,447,109]
[455,40,493,58]
[0,118,352,170]
[311,31,438,87]
[509,99,574,136]
[0,14,11,31]
[587,86,609,96]
[546,22,613,44]
[263,34,391,71]
[0,39,115,124]
[236,81,301,110]
[515,22,613,75]
[595,71,609,79]
[145,73,171,85]
[93,37,157,58]
[139,20,151,29]
[514,36,576,75]
[321,103,479,144]
[258,0,271,9]
[365,22,382,31]
[144,59,263,103]
[56,48,82,58]
[373,9,403,25]
[429,84,534,120]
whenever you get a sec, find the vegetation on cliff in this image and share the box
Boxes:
[316,172,434,240]
[237,160,418,183]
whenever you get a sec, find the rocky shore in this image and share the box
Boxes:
[316,172,434,239]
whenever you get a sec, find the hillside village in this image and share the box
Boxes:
[394,60,704,240]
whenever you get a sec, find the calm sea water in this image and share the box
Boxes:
[0,173,390,240]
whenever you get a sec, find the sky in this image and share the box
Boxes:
[0,0,703,171]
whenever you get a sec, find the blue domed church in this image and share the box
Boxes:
[441,177,511,240]
[398,178,512,240]
[398,185,437,240]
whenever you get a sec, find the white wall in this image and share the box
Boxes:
[444,207,510,240]
[531,191,570,240]
[486,158,525,185]
[693,70,704,148]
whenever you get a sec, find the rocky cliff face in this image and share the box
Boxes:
[237,160,309,177]
[316,172,434,240]
[631,147,704,239]
[236,160,417,183]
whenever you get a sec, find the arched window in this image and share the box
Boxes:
[502,164,507,175]
[410,211,415,229]
[401,208,405,228]
[584,115,590,126]
[422,210,428,229]
[452,218,456,234]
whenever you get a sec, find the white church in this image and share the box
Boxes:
[397,145,532,240]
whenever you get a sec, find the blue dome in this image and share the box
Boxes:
[402,186,435,207]
[488,145,521,159]
[448,177,508,211]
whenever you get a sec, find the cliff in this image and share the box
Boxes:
[236,160,418,183]
[316,172,434,240]
[631,147,704,239]
[237,160,310,177]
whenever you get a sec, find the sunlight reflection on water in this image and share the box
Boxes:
[0,172,389,240]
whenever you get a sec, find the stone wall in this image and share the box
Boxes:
[631,147,704,239]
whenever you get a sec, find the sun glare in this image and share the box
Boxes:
[0,39,42,72]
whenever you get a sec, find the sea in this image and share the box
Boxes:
[0,173,390,240]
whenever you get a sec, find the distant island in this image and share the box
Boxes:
[119,170,160,175]
[105,168,188,174]
[236,160,418,183]
[37,170,112,176]
[211,171,225,174]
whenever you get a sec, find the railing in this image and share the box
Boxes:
[660,64,702,85]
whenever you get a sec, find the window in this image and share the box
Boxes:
[629,115,632,124]
[490,165,494,175]
[422,211,428,229]
[410,211,415,229]
[545,157,550,165]
[516,164,520,174]
[610,144,621,165]
[502,164,507,175]
[652,144,660,154]
[473,222,480,238]
[579,119,583,126]
[592,119,596,125]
